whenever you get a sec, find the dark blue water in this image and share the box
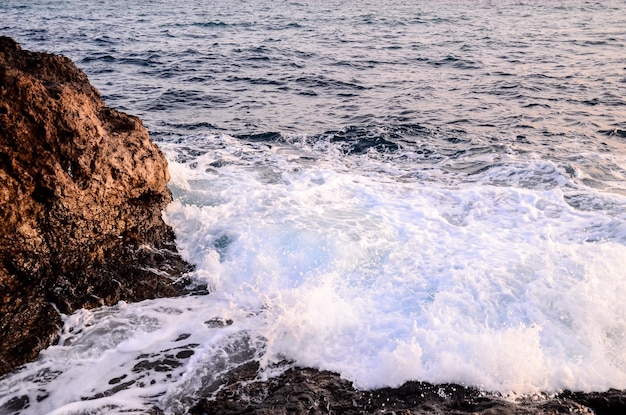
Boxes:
[4,0,626,189]
[2,1,626,414]
[3,0,625,138]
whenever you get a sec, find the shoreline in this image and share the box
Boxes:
[1,37,625,415]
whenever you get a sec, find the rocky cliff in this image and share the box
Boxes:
[0,37,190,376]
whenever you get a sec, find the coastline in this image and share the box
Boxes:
[1,38,625,415]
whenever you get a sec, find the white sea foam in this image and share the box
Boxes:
[2,133,626,414]
[164,133,626,393]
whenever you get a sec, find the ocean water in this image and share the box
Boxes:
[2,0,626,413]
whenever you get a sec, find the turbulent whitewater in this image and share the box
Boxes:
[1,0,626,413]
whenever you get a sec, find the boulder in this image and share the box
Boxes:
[0,37,190,376]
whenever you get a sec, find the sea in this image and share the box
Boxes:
[1,0,626,413]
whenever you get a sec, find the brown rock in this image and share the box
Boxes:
[0,36,191,376]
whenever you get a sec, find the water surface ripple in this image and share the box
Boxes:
[3,0,625,141]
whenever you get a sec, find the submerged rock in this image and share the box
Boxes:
[0,37,191,376]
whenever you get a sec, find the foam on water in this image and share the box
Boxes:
[162,134,626,392]
[2,133,626,414]
[0,295,270,414]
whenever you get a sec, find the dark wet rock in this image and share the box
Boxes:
[85,380,137,401]
[204,317,234,328]
[558,389,626,415]
[0,395,30,413]
[190,365,626,415]
[175,350,195,359]
[133,358,182,373]
[175,333,192,342]
[108,374,128,385]
[0,36,192,376]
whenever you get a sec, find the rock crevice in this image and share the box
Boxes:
[0,37,190,376]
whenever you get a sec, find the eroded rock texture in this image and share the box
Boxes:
[191,366,626,415]
[0,37,190,376]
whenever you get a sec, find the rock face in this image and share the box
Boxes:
[0,37,190,376]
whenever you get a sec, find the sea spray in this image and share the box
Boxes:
[162,133,626,393]
[2,132,625,414]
